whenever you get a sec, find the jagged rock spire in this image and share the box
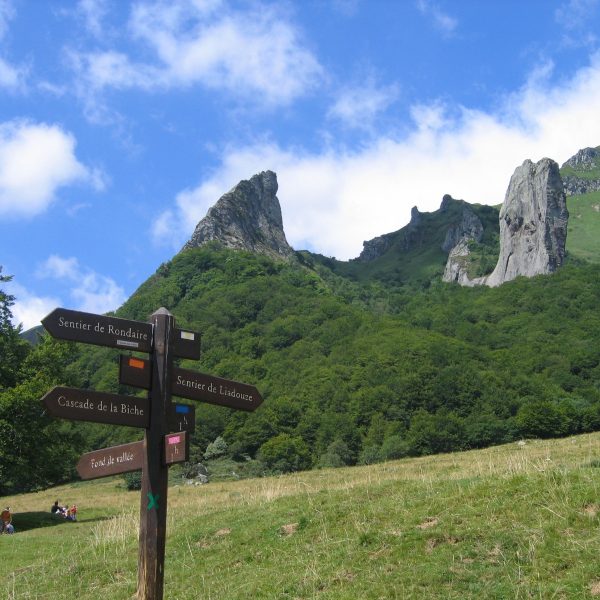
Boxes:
[182,171,294,260]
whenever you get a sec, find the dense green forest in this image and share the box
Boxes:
[2,182,600,494]
[3,243,599,494]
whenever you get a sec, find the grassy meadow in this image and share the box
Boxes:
[2,433,600,599]
[567,192,600,263]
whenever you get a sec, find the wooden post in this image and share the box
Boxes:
[137,308,174,600]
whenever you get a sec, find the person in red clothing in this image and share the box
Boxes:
[1,507,14,534]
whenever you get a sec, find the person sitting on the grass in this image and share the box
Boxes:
[51,500,67,517]
[66,505,77,521]
[1,507,14,534]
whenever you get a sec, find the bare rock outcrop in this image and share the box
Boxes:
[483,158,568,287]
[440,196,484,253]
[182,171,294,260]
[445,157,568,287]
[561,147,600,196]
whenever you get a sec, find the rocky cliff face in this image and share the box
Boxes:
[440,195,484,253]
[357,206,422,261]
[561,147,600,196]
[444,157,568,287]
[484,158,568,287]
[357,196,488,265]
[182,171,294,260]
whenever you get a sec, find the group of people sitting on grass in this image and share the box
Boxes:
[1,507,14,534]
[50,501,77,521]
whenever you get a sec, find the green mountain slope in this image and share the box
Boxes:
[566,192,600,263]
[3,433,600,599]
[306,198,499,287]
[60,243,600,476]
[6,154,600,493]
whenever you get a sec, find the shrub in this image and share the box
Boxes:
[257,434,311,474]
[204,436,228,460]
[123,471,142,491]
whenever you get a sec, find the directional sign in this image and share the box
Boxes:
[173,328,201,360]
[168,403,195,433]
[42,308,153,353]
[120,355,152,390]
[42,386,150,427]
[77,441,144,480]
[77,433,190,480]
[172,367,263,411]
[163,431,189,466]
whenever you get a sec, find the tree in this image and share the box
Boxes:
[0,267,30,389]
[204,436,228,460]
[0,333,84,494]
[516,399,568,438]
[257,434,311,474]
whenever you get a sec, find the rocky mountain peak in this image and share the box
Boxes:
[182,171,294,260]
[444,157,568,287]
[561,146,600,196]
[562,147,600,171]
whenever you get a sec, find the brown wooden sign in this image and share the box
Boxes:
[40,306,262,600]
[42,386,149,427]
[172,367,263,411]
[42,308,153,352]
[168,403,195,433]
[173,328,201,360]
[163,431,189,466]
[77,441,144,480]
[119,355,152,389]
[77,433,190,480]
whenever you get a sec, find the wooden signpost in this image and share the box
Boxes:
[41,306,262,600]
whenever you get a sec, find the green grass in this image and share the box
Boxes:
[3,433,600,599]
[567,192,600,263]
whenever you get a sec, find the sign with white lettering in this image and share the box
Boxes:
[171,367,263,411]
[42,308,153,352]
[41,386,149,427]
[77,441,144,480]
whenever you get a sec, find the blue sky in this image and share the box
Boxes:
[3,0,600,329]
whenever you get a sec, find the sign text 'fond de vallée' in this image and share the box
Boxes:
[42,386,149,427]
[77,440,144,479]
[172,367,263,411]
[76,432,189,480]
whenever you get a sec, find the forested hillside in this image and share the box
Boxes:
[2,188,600,494]
[65,244,600,478]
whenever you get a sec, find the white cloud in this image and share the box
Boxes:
[416,0,458,36]
[6,281,60,331]
[328,79,399,129]
[0,0,15,40]
[77,0,109,38]
[0,56,23,89]
[72,0,322,106]
[37,255,80,280]
[0,120,103,218]
[36,255,126,316]
[555,0,599,34]
[0,0,27,91]
[153,51,600,260]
